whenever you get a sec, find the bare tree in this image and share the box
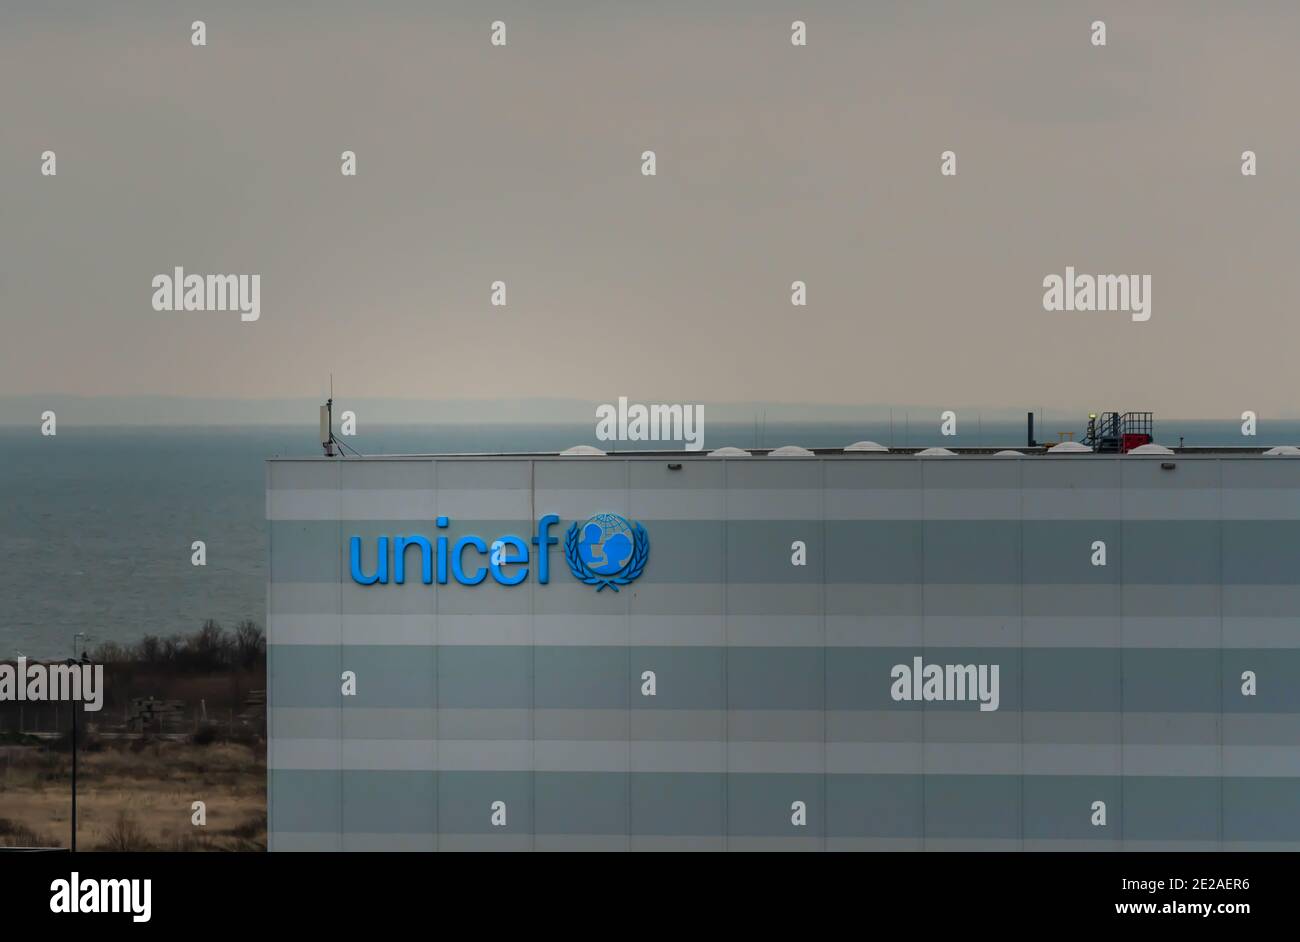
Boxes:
[233,620,265,670]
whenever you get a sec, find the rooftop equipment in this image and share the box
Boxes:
[1082,411,1153,453]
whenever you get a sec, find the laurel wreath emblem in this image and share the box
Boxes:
[564,519,649,592]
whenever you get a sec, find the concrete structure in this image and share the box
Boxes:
[267,450,1300,850]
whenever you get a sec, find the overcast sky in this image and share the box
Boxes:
[2,1,1297,421]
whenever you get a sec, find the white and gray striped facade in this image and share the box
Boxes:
[267,451,1300,850]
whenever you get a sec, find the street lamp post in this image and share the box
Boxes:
[65,656,79,853]
[68,633,90,853]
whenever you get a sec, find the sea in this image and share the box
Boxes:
[2,418,1295,659]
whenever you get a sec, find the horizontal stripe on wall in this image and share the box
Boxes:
[268,707,1300,745]
[268,737,1300,777]
[266,611,1300,648]
[268,581,1300,620]
[267,644,1300,712]
[269,519,1300,585]
[265,487,1300,522]
[266,832,1300,852]
[265,456,1300,493]
[266,770,1300,842]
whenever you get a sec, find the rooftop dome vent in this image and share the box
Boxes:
[844,440,889,452]
[768,445,814,457]
[707,446,751,457]
[915,447,956,457]
[993,450,1024,457]
[560,444,605,456]
[1127,443,1175,456]
[1263,445,1300,456]
[1047,441,1092,454]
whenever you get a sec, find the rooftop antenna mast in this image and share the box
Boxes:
[320,375,364,458]
[321,374,339,457]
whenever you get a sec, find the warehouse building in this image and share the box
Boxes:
[267,446,1300,850]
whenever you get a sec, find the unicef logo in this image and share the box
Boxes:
[564,513,650,592]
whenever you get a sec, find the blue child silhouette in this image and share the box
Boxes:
[580,520,633,575]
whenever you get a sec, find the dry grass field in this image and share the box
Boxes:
[0,739,265,851]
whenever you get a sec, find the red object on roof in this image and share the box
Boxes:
[1121,433,1152,453]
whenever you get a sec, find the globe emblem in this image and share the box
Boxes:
[577,513,635,575]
